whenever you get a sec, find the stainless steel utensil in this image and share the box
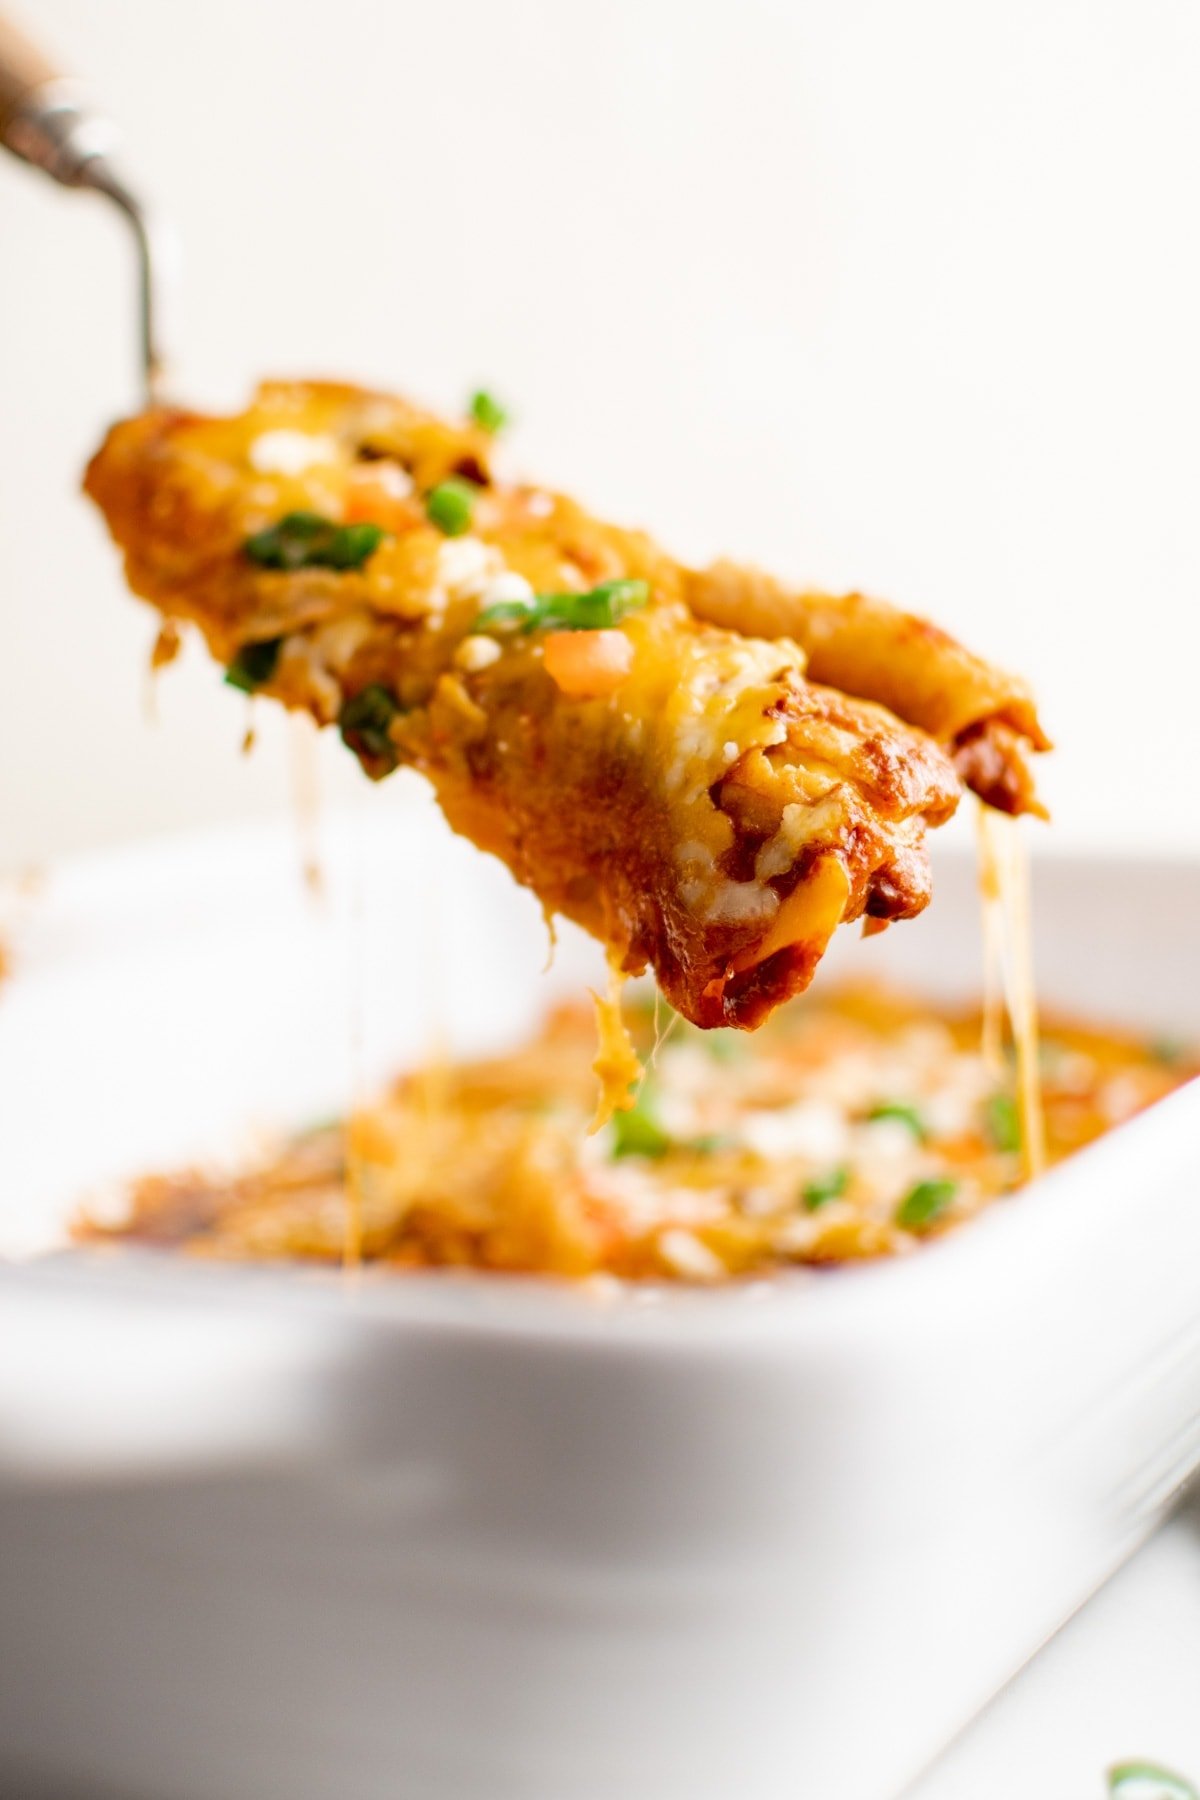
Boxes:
[0,6,174,403]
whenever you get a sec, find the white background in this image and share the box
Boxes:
[3,0,1200,870]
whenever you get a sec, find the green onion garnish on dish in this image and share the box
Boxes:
[867,1101,926,1140]
[801,1166,849,1211]
[985,1092,1021,1153]
[338,684,402,770]
[468,389,510,434]
[224,636,283,693]
[896,1177,958,1233]
[473,577,650,636]
[611,1083,671,1160]
[1108,1763,1200,1800]
[244,511,386,572]
[425,478,477,537]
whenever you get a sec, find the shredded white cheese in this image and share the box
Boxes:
[477,570,535,611]
[703,880,780,926]
[249,431,342,476]
[735,1101,850,1163]
[436,537,499,600]
[454,634,503,673]
[658,1229,725,1281]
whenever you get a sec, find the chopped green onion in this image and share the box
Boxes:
[224,636,283,693]
[541,577,649,630]
[802,1166,849,1211]
[704,1029,745,1064]
[244,511,386,572]
[425,478,476,537]
[1108,1763,1200,1800]
[338,684,402,771]
[468,389,509,434]
[473,577,650,636]
[611,1084,671,1160]
[867,1101,927,1140]
[327,522,389,568]
[985,1092,1022,1153]
[473,598,538,631]
[896,1177,958,1233]
[687,1133,735,1155]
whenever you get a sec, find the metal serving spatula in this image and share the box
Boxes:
[0,4,174,403]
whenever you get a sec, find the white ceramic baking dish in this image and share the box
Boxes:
[1,792,1198,1800]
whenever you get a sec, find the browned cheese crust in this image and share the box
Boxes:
[685,564,1050,816]
[83,381,1044,1027]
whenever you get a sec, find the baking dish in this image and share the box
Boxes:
[1,791,1198,1800]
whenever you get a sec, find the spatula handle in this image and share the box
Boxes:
[0,4,175,403]
[0,5,111,186]
[0,8,62,142]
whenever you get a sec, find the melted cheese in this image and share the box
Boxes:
[976,802,1046,1180]
[730,857,851,974]
[86,379,987,1040]
[87,981,1192,1280]
[590,961,643,1130]
[975,802,1007,1074]
[613,607,813,920]
[287,713,325,899]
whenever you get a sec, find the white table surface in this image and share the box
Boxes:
[911,1483,1200,1799]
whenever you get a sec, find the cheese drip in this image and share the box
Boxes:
[287,713,325,899]
[976,803,1046,1180]
[591,961,643,1130]
[975,805,1007,1075]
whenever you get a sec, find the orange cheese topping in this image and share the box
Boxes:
[77,982,1196,1283]
[84,380,964,1030]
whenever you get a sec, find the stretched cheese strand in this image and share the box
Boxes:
[975,803,1007,1076]
[342,822,368,1272]
[287,713,325,899]
[977,805,1046,1180]
[1004,820,1047,1181]
[591,962,642,1129]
